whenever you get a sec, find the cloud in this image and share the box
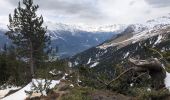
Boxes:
[144,0,170,8]
[6,0,104,20]
[0,0,170,25]
[129,0,136,6]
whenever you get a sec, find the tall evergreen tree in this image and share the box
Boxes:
[6,0,51,78]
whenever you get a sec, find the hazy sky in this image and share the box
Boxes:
[0,0,170,25]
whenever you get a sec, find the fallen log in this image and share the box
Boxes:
[129,57,166,90]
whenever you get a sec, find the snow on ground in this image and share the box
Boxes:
[74,61,79,66]
[68,62,73,67]
[153,35,162,46]
[61,73,68,80]
[0,86,21,99]
[124,52,129,59]
[2,79,60,100]
[165,72,170,90]
[87,58,92,64]
[90,62,99,68]
[49,70,62,76]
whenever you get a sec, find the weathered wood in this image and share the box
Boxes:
[106,67,134,86]
[129,57,166,90]
[129,58,162,71]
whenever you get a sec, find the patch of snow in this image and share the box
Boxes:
[149,40,152,44]
[68,62,72,67]
[65,73,68,76]
[90,62,99,68]
[147,88,151,92]
[49,70,62,76]
[61,73,68,80]
[0,86,21,99]
[77,79,82,83]
[161,47,165,52]
[2,79,60,100]
[87,58,92,64]
[124,52,129,59]
[130,83,134,87]
[74,61,79,66]
[49,70,56,75]
[70,84,74,87]
[153,35,162,46]
[165,72,170,90]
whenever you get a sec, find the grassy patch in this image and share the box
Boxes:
[61,86,94,100]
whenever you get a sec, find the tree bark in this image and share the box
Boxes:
[129,57,166,89]
[30,42,34,78]
[129,58,162,71]
[106,67,134,86]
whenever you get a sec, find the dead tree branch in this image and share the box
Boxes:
[148,48,163,60]
[106,67,134,86]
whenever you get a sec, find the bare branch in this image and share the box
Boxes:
[148,48,163,60]
[106,67,134,86]
[133,71,148,81]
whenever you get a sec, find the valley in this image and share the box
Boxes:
[1,0,170,99]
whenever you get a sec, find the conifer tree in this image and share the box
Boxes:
[6,0,51,78]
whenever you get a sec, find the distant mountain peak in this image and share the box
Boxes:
[97,15,170,50]
[44,22,127,33]
[70,15,170,69]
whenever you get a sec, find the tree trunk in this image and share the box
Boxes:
[129,57,166,89]
[30,42,34,78]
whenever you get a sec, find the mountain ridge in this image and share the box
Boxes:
[0,22,126,58]
[70,15,170,69]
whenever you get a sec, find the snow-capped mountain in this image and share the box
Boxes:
[97,15,170,50]
[0,22,126,58]
[43,22,126,57]
[45,22,126,33]
[70,15,170,69]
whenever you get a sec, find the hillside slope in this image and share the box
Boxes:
[70,15,170,69]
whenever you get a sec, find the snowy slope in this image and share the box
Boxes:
[2,79,60,100]
[97,15,170,50]
[146,16,170,28]
[165,72,170,89]
[70,14,170,71]
[0,86,21,99]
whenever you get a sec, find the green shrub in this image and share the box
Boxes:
[135,88,170,100]
[61,87,94,100]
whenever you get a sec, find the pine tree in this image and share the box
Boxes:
[0,45,8,85]
[6,0,51,78]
